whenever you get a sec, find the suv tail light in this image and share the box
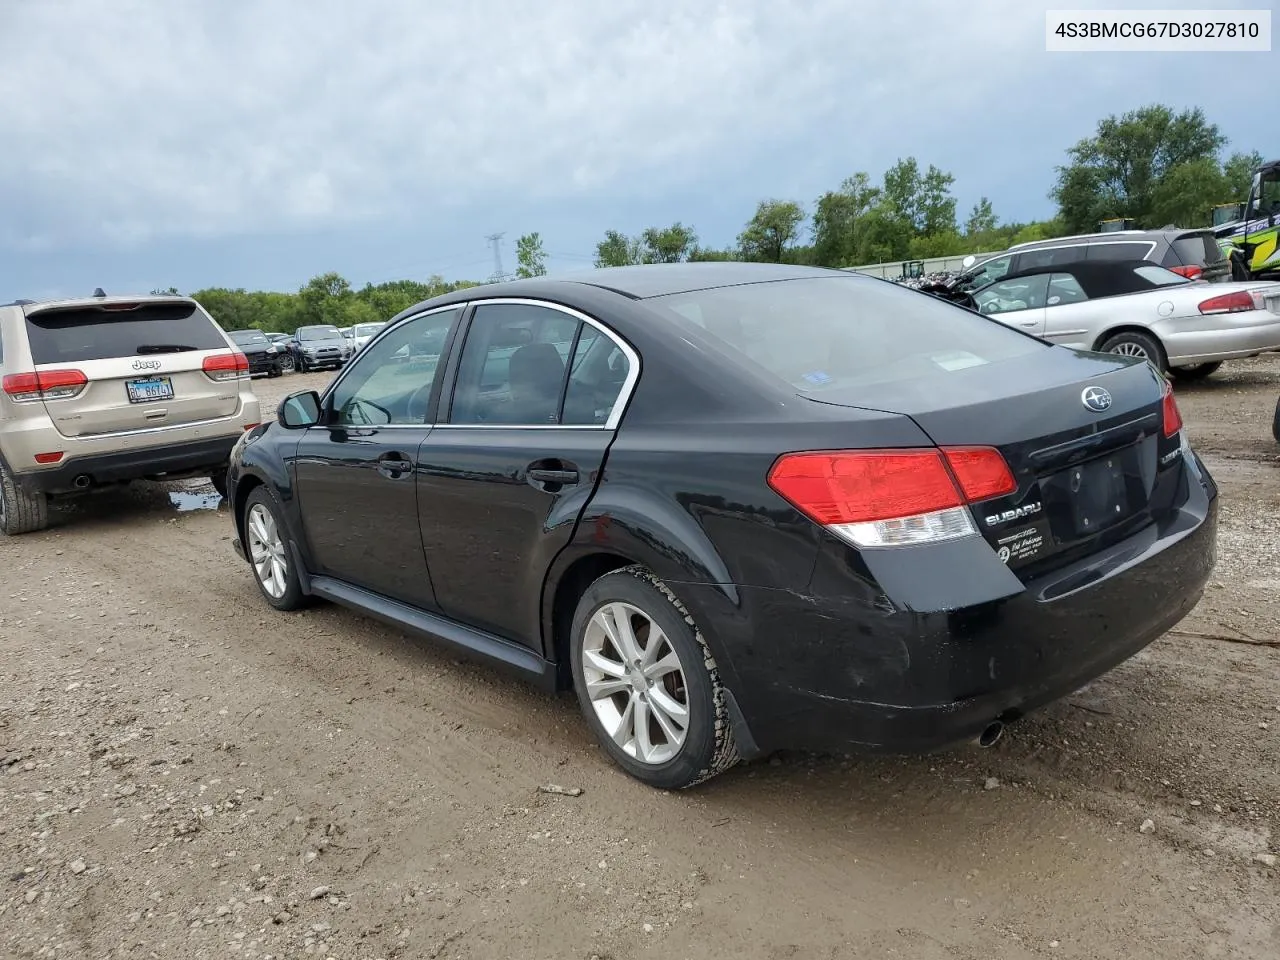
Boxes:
[1198,290,1262,314]
[2,369,89,403]
[1161,380,1183,438]
[1168,265,1203,280]
[202,351,249,381]
[767,447,1016,548]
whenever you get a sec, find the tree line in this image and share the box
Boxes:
[167,104,1259,334]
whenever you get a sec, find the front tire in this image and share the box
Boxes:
[1272,395,1280,445]
[0,463,49,536]
[242,487,308,611]
[278,354,295,375]
[210,470,228,499]
[1099,330,1168,374]
[569,566,739,789]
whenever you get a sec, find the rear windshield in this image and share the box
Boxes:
[1168,233,1225,266]
[297,325,341,340]
[1132,265,1192,287]
[648,276,1045,392]
[229,329,269,345]
[24,302,225,364]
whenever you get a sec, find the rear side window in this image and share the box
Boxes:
[1086,242,1154,262]
[1016,245,1087,270]
[650,276,1044,393]
[1167,234,1225,266]
[24,302,225,364]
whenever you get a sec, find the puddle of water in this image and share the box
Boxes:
[168,490,223,512]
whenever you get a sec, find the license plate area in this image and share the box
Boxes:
[1042,447,1144,541]
[126,376,174,403]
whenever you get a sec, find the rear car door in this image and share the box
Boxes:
[290,305,463,608]
[972,275,1050,336]
[1040,272,1095,348]
[21,299,245,439]
[415,299,637,648]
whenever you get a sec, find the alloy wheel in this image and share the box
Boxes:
[1109,342,1150,360]
[582,601,690,765]
[246,502,288,599]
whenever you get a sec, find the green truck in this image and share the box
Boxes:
[1212,158,1280,280]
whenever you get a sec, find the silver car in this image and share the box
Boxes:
[971,259,1280,380]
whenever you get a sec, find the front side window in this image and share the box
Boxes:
[328,307,460,426]
[960,255,1011,291]
[973,274,1051,315]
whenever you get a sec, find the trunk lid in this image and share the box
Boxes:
[801,348,1182,576]
[24,300,243,438]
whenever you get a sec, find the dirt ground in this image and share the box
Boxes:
[2,359,1279,960]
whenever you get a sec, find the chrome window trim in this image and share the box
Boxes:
[318,302,468,418]
[442,297,640,432]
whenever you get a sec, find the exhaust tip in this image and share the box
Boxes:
[72,474,92,489]
[976,721,1004,748]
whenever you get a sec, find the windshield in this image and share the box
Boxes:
[229,329,269,344]
[649,276,1045,393]
[297,325,341,341]
[355,323,385,337]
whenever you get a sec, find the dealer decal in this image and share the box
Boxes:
[996,525,1045,565]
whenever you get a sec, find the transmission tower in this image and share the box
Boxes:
[485,232,506,283]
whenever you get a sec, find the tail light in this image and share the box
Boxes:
[202,351,249,381]
[1161,380,1183,438]
[1198,290,1263,314]
[1,369,89,403]
[767,446,1016,548]
[1168,265,1203,280]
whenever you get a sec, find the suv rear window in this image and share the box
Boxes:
[24,302,226,364]
[649,276,1044,392]
[1167,233,1225,266]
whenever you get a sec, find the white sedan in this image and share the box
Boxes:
[971,258,1280,380]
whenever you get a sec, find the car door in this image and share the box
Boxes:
[1039,272,1096,348]
[971,274,1051,336]
[291,305,463,607]
[415,299,637,649]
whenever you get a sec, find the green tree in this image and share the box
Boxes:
[738,199,806,262]
[641,222,698,263]
[1223,150,1264,202]
[1051,104,1227,231]
[297,272,354,328]
[811,172,881,267]
[594,229,643,267]
[515,232,548,278]
[964,197,997,236]
[882,158,957,236]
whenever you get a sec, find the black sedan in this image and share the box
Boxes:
[227,328,284,378]
[224,263,1218,790]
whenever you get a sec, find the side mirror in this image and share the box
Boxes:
[278,390,322,428]
[962,255,977,269]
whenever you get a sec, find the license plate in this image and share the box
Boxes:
[126,376,174,403]
[1047,452,1133,537]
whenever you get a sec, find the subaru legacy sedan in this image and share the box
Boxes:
[224,263,1218,790]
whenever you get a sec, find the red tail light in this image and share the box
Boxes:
[202,351,249,381]
[1161,380,1183,438]
[767,446,1017,548]
[1168,265,1203,280]
[1198,290,1262,314]
[2,369,89,403]
[33,451,64,464]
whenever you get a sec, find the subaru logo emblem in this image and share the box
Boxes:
[1081,386,1112,412]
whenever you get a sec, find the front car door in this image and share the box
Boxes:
[290,305,463,607]
[972,274,1051,336]
[1039,271,1097,348]
[415,299,637,649]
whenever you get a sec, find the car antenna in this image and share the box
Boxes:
[92,287,106,298]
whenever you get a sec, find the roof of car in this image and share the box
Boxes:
[996,258,1183,298]
[1006,227,1209,253]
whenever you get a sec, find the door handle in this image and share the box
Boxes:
[377,453,414,479]
[528,468,579,484]
[1019,320,1040,327]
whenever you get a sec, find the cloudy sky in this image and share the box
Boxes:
[0,0,1272,300]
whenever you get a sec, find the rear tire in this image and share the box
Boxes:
[0,463,49,536]
[278,354,295,375]
[569,565,739,790]
[1099,330,1168,374]
[1272,396,1280,445]
[241,486,309,611]
[1171,362,1222,382]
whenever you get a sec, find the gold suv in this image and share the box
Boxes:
[0,292,261,535]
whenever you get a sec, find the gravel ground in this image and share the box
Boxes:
[2,360,1278,960]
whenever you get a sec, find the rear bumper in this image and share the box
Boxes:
[676,453,1219,756]
[15,435,241,495]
